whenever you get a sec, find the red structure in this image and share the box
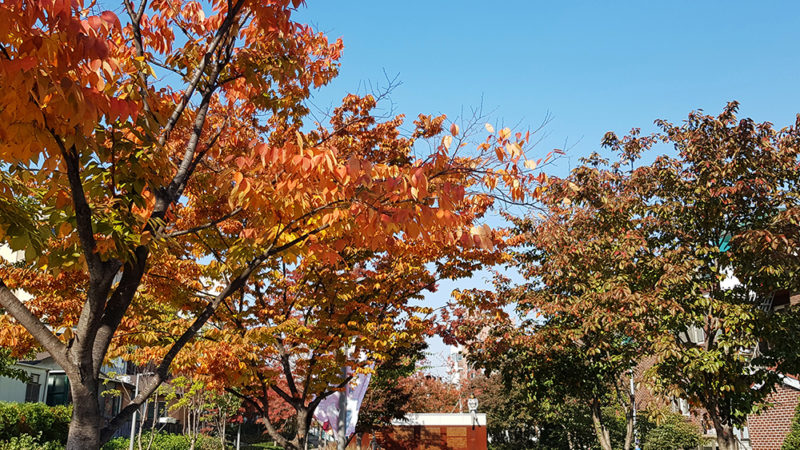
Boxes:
[350,413,488,450]
[747,375,800,450]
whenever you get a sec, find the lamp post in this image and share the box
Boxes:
[468,395,478,430]
[630,368,639,450]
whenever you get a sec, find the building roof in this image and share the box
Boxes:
[392,413,487,427]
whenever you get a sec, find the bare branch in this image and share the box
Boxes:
[163,207,242,238]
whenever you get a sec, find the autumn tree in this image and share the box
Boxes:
[197,229,504,449]
[604,103,800,450]
[448,150,671,450]
[0,1,548,448]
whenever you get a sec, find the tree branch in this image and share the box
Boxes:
[163,208,242,238]
[0,281,72,373]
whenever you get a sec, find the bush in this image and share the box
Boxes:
[0,402,71,444]
[643,413,704,450]
[783,401,800,450]
[102,432,226,450]
[0,433,64,450]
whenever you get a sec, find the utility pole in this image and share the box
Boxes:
[336,350,349,450]
[129,373,141,450]
[235,422,241,450]
[630,368,639,450]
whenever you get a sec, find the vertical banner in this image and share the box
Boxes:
[314,370,372,441]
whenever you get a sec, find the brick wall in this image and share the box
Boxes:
[351,425,488,450]
[748,383,800,450]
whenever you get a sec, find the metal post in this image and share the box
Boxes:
[337,345,353,450]
[336,364,348,450]
[630,369,638,449]
[129,373,140,450]
[235,422,241,450]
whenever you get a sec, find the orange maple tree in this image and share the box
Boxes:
[0,1,548,448]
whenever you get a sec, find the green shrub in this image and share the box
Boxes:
[0,402,71,444]
[783,401,800,450]
[643,413,704,450]
[102,432,225,450]
[0,433,64,450]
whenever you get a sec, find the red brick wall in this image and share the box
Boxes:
[350,425,488,450]
[748,383,800,450]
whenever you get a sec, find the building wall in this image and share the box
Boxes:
[350,425,488,450]
[0,364,49,403]
[747,383,800,450]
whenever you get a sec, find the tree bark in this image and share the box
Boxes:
[623,379,635,450]
[295,408,309,450]
[710,413,738,450]
[701,398,738,450]
[221,416,226,447]
[65,381,102,450]
[590,398,613,450]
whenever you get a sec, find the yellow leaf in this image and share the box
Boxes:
[58,222,72,236]
[443,135,452,150]
[450,123,459,136]
[524,159,537,169]
[485,123,495,133]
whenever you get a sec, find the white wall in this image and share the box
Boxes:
[0,364,49,403]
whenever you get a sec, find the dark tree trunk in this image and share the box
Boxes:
[66,380,102,450]
[590,398,613,450]
[710,413,738,450]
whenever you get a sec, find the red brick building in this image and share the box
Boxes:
[349,413,488,450]
[747,375,800,450]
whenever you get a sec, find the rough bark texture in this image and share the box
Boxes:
[714,422,738,450]
[66,382,102,450]
[590,399,613,450]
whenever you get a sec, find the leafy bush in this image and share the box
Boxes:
[643,413,704,450]
[0,433,64,450]
[102,432,225,450]
[783,401,800,450]
[0,402,71,444]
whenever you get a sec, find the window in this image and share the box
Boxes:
[145,401,167,422]
[24,374,41,403]
[46,373,71,406]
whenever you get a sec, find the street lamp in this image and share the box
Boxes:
[468,396,478,430]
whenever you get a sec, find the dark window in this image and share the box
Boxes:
[146,401,166,422]
[46,374,71,406]
[24,374,41,403]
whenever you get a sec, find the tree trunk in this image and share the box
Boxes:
[624,385,635,450]
[295,408,309,450]
[590,399,613,450]
[712,419,738,450]
[66,381,102,450]
[565,426,575,450]
[221,417,226,447]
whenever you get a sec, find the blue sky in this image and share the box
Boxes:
[296,1,800,371]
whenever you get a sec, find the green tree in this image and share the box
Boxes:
[642,412,704,450]
[452,147,667,450]
[354,342,427,450]
[610,103,800,450]
[0,348,26,383]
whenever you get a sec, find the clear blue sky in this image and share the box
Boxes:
[296,1,800,371]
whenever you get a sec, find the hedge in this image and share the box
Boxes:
[102,432,225,450]
[0,402,71,444]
